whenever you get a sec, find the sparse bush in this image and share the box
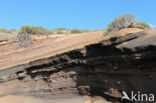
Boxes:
[19,26,90,35]
[56,28,68,31]
[71,29,83,34]
[56,31,64,34]
[105,14,139,35]
[92,29,98,32]
[14,31,33,47]
[137,22,152,30]
[53,28,71,34]
[92,29,105,32]
[20,25,53,35]
[71,29,89,34]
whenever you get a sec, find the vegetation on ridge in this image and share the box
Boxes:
[0,13,153,48]
[105,14,152,35]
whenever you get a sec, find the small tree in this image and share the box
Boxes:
[105,14,139,35]
[14,31,33,47]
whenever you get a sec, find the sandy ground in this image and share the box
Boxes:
[0,95,110,103]
[0,95,89,103]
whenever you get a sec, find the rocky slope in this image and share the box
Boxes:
[0,31,104,70]
[0,28,156,103]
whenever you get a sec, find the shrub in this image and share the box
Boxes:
[137,22,152,30]
[57,31,64,34]
[14,31,33,47]
[105,14,139,35]
[53,28,71,34]
[56,28,68,31]
[92,29,98,32]
[71,29,83,34]
[92,29,105,32]
[71,29,89,34]
[20,25,53,35]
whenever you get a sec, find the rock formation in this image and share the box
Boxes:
[0,28,156,103]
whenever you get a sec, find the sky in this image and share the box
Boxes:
[0,0,156,30]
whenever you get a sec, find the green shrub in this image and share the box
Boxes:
[92,29,98,32]
[14,31,33,47]
[92,29,105,32]
[56,28,68,31]
[71,29,83,34]
[82,29,89,33]
[71,29,89,34]
[20,25,53,35]
[18,26,90,35]
[57,31,64,34]
[53,28,71,34]
[105,14,139,35]
[137,22,152,30]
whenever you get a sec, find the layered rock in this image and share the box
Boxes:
[0,28,156,103]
